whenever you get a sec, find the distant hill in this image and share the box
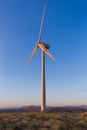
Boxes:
[0,105,40,113]
[0,105,87,113]
[46,105,87,112]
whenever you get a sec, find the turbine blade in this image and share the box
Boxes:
[26,45,38,64]
[38,44,56,61]
[38,3,46,42]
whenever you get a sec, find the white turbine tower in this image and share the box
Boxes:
[26,4,55,111]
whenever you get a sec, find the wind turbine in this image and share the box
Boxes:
[26,4,55,111]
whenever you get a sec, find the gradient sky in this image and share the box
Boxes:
[0,0,87,108]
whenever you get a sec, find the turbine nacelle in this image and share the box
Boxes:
[37,42,50,49]
[43,43,50,49]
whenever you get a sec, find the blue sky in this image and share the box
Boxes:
[0,0,87,108]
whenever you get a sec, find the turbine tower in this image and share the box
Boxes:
[26,4,55,111]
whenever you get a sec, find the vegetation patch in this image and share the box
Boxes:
[0,111,87,130]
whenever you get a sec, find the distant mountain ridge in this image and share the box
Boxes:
[0,105,87,113]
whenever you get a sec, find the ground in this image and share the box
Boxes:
[0,111,87,130]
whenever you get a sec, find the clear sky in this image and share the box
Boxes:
[0,0,87,108]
